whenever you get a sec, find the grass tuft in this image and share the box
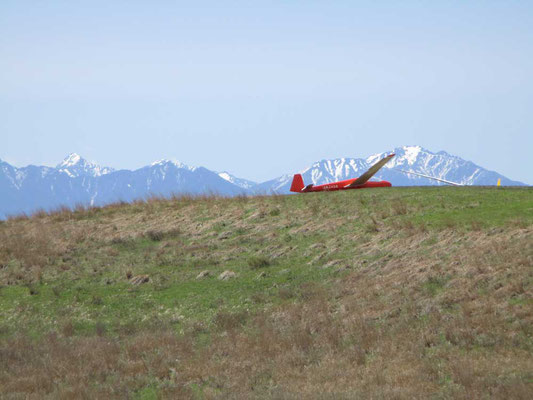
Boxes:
[247,255,271,269]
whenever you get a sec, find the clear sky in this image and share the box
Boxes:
[1,1,532,183]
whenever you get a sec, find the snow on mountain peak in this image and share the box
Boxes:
[56,154,114,177]
[60,153,82,167]
[402,145,422,165]
[364,146,424,168]
[150,159,195,171]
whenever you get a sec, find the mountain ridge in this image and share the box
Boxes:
[0,146,526,218]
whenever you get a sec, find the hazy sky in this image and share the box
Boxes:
[1,1,532,183]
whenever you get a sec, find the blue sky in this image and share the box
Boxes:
[1,1,532,183]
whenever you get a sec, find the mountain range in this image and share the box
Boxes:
[0,146,526,218]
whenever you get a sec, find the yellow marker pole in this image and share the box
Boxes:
[497,178,501,186]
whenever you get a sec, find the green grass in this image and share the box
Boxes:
[0,251,337,337]
[389,187,531,228]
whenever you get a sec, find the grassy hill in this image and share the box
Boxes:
[1,187,532,399]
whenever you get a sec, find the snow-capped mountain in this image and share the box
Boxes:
[0,156,245,218]
[89,161,244,205]
[0,158,96,218]
[56,153,114,178]
[363,146,496,186]
[0,146,527,218]
[254,145,525,193]
[218,171,257,189]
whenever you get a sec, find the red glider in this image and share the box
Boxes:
[290,153,395,193]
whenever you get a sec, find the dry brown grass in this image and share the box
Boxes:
[0,220,68,284]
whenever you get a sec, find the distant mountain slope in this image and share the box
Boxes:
[254,146,525,194]
[217,171,257,190]
[0,156,245,218]
[90,161,246,206]
[0,146,526,218]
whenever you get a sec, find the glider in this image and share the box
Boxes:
[290,153,395,193]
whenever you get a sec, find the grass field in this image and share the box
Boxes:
[1,187,532,398]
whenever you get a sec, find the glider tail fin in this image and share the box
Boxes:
[290,174,305,192]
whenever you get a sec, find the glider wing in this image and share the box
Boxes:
[344,153,395,188]
[395,169,463,186]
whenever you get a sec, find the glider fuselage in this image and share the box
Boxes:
[302,179,392,192]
